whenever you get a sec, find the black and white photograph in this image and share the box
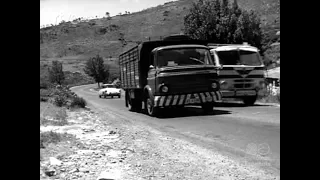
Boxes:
[40,0,280,179]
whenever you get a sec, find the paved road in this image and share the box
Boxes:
[71,84,280,175]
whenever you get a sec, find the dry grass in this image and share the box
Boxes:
[258,94,280,104]
[40,131,79,162]
[257,88,280,104]
[40,131,63,147]
[40,102,68,126]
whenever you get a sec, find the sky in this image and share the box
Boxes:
[40,0,176,27]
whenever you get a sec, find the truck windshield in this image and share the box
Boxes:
[216,50,262,66]
[157,48,213,67]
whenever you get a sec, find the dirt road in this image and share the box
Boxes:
[70,84,280,180]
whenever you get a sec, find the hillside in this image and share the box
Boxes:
[40,0,280,75]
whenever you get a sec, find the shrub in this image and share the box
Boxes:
[70,96,87,108]
[40,88,54,102]
[54,95,67,107]
[163,10,169,16]
[40,89,52,97]
[40,82,49,89]
[40,131,62,146]
[40,97,48,102]
[89,21,96,26]
[98,27,107,34]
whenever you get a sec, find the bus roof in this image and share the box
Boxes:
[209,45,259,52]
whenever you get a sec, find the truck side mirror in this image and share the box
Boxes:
[149,65,154,70]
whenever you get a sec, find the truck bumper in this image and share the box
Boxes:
[221,90,258,97]
[153,91,222,107]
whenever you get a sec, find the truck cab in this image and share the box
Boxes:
[119,35,222,116]
[209,43,266,105]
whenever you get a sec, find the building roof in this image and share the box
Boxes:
[265,67,280,79]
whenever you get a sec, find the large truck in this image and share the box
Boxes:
[208,43,266,105]
[119,35,222,116]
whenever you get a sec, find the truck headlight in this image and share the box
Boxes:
[160,85,169,93]
[211,82,219,90]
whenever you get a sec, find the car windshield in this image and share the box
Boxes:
[103,85,115,88]
[157,48,213,68]
[216,50,262,66]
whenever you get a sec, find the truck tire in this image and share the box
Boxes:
[127,96,134,111]
[99,95,102,98]
[242,96,257,106]
[129,100,142,112]
[201,104,214,114]
[118,94,121,98]
[145,95,159,117]
[126,92,142,112]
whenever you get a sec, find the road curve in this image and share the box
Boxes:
[71,84,280,176]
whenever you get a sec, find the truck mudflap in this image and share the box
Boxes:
[154,91,222,107]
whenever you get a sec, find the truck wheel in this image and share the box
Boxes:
[118,95,121,98]
[99,95,102,98]
[111,96,113,98]
[201,104,214,114]
[145,96,159,117]
[127,96,142,112]
[242,96,257,106]
[127,97,134,111]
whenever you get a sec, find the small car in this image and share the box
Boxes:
[98,84,121,98]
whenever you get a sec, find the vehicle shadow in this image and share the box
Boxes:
[155,106,231,119]
[215,102,269,107]
[101,97,121,99]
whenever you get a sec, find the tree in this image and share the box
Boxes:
[83,54,110,88]
[48,61,65,85]
[105,12,110,17]
[184,0,263,51]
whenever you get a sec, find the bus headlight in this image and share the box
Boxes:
[220,80,228,89]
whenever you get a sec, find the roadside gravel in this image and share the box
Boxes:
[40,106,279,180]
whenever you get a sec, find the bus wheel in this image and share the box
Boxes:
[242,96,257,106]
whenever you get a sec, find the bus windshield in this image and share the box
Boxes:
[157,48,213,68]
[216,50,262,66]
